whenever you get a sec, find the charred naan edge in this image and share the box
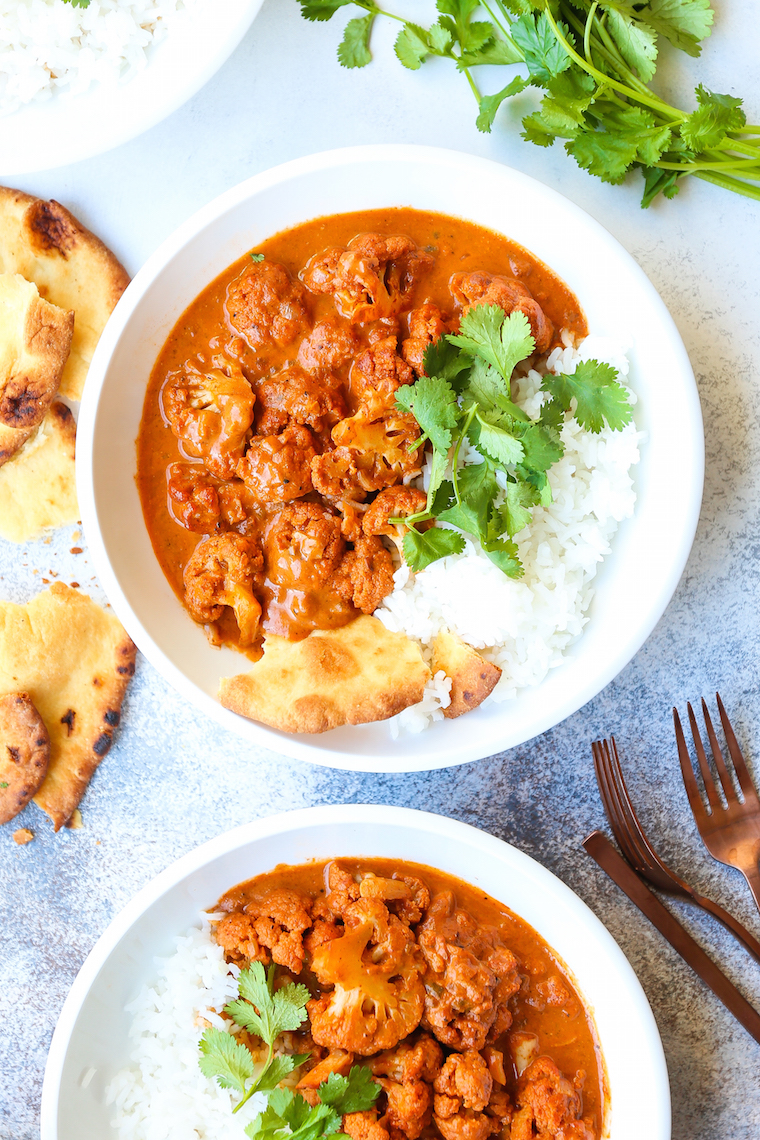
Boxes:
[0,692,51,825]
[0,584,137,830]
[432,631,501,719]
[219,614,431,734]
[0,274,74,465]
[0,186,129,401]
[0,401,77,543]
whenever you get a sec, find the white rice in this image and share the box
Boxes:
[105,917,266,1140]
[0,0,196,116]
[378,335,644,735]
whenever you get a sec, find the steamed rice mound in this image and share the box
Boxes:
[377,335,643,735]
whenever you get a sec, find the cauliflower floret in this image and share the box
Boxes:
[226,259,311,349]
[332,535,395,614]
[512,1058,594,1140]
[350,335,414,410]
[418,892,523,1051]
[162,361,255,480]
[402,303,454,376]
[342,1111,389,1140]
[327,409,422,494]
[362,487,431,559]
[302,233,434,324]
[297,318,359,374]
[256,364,348,436]
[237,423,318,505]
[183,532,263,647]
[434,1053,492,1112]
[369,1033,443,1085]
[307,897,424,1055]
[215,888,312,973]
[264,501,346,589]
[166,462,220,533]
[449,271,553,355]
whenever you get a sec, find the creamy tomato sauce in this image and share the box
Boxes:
[136,209,587,655]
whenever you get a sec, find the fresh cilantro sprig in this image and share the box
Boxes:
[392,304,632,575]
[199,961,310,1114]
[244,1067,380,1140]
[299,0,760,207]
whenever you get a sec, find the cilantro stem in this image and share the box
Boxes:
[583,2,598,66]
[693,170,760,200]
[451,404,478,507]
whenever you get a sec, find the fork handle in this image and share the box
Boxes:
[740,863,760,918]
[691,890,760,964]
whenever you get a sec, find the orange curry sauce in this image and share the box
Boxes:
[136,209,587,657]
[215,858,606,1138]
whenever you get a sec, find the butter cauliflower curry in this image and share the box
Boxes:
[137,209,585,657]
[213,859,604,1140]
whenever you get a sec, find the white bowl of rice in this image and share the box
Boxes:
[39,805,671,1140]
[0,0,264,175]
[76,145,704,770]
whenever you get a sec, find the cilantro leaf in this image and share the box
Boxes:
[403,527,466,570]
[339,15,374,68]
[517,420,564,472]
[257,1054,310,1093]
[511,13,572,83]
[460,38,524,69]
[395,375,459,454]
[531,69,597,139]
[448,306,535,380]
[250,252,265,262]
[230,962,310,1043]
[542,360,632,433]
[465,357,528,421]
[426,448,450,511]
[471,414,525,468]
[566,127,639,184]
[682,84,746,151]
[299,0,353,21]
[476,76,528,133]
[640,0,714,57]
[500,481,539,537]
[638,165,681,207]
[422,337,471,389]
[482,532,523,577]
[63,0,90,5]
[395,24,431,69]
[198,1027,255,1094]
[319,1067,381,1113]
[455,461,499,531]
[428,22,454,53]
[605,9,658,82]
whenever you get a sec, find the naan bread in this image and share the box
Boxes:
[0,583,137,830]
[0,400,78,542]
[432,631,501,718]
[0,273,74,464]
[0,187,129,400]
[0,692,50,825]
[219,614,431,734]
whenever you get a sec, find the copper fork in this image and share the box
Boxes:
[674,694,760,915]
[592,736,760,962]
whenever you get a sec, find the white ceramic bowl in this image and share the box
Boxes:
[0,0,263,176]
[40,805,671,1140]
[77,145,704,771]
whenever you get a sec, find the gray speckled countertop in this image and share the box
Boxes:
[2,3,760,1137]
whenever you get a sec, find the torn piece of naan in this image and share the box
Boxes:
[0,187,129,400]
[219,614,431,734]
[0,584,137,830]
[0,401,78,542]
[0,273,74,464]
[432,631,502,719]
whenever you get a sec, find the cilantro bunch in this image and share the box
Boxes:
[392,304,632,575]
[198,960,380,1136]
[299,0,760,207]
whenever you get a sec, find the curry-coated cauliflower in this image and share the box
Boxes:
[182,532,263,647]
[162,361,255,480]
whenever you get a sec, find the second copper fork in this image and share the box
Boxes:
[592,736,760,963]
[675,694,760,914]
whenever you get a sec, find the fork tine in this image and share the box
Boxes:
[674,707,712,826]
[701,698,739,805]
[607,737,664,868]
[687,701,722,813]
[592,738,648,870]
[716,692,760,805]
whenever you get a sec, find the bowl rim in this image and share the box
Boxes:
[76,143,704,771]
[39,803,671,1139]
[0,0,264,176]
